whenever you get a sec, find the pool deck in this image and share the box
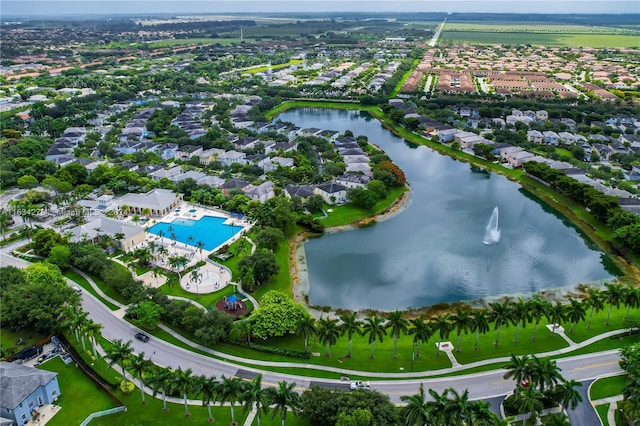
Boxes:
[129,203,251,290]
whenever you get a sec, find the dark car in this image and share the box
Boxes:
[135,332,150,342]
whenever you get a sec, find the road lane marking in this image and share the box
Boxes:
[574,361,618,370]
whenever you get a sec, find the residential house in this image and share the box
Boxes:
[628,166,640,181]
[542,131,560,145]
[557,132,576,145]
[336,174,372,189]
[68,217,146,251]
[437,128,459,143]
[220,178,250,195]
[507,150,535,168]
[116,188,183,217]
[526,130,543,144]
[315,182,348,205]
[170,170,207,183]
[234,137,259,151]
[198,148,225,166]
[535,110,549,121]
[284,184,315,201]
[175,145,204,161]
[218,150,247,166]
[244,181,275,203]
[149,166,183,181]
[156,143,179,161]
[0,363,61,426]
[197,175,225,188]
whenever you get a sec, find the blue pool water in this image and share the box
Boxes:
[189,209,197,213]
[148,215,243,250]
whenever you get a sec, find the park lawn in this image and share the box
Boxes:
[63,270,120,310]
[440,31,639,47]
[148,37,247,47]
[158,280,237,311]
[320,186,407,227]
[590,375,627,401]
[244,59,304,74]
[90,388,249,426]
[556,333,638,358]
[563,306,631,343]
[253,412,310,426]
[37,356,118,426]
[595,404,610,426]
[0,327,45,358]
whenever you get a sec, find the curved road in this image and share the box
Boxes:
[1,253,623,405]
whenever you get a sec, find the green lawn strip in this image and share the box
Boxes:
[89,390,249,426]
[147,37,248,47]
[159,279,237,310]
[244,59,304,74]
[564,306,630,343]
[0,327,46,357]
[392,59,419,96]
[63,270,120,310]
[553,334,639,358]
[590,375,627,401]
[37,356,118,426]
[595,404,611,426]
[253,412,310,426]
[320,187,407,227]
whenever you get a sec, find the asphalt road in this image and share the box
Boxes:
[1,252,623,406]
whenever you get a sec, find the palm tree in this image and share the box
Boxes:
[148,366,172,411]
[408,314,432,358]
[266,380,300,426]
[84,319,103,360]
[528,296,550,340]
[243,374,269,426]
[168,255,189,281]
[545,414,572,426]
[488,300,512,347]
[431,313,453,355]
[547,301,566,334]
[584,287,604,328]
[451,307,473,352]
[105,339,133,383]
[363,315,386,359]
[509,298,531,343]
[470,309,490,350]
[443,388,470,425]
[503,354,532,390]
[172,367,195,417]
[197,375,218,422]
[565,298,586,333]
[190,268,202,294]
[65,307,88,343]
[513,385,544,426]
[339,312,362,358]
[400,383,433,426]
[468,400,501,425]
[530,356,562,393]
[315,318,340,357]
[603,282,624,325]
[231,319,254,344]
[386,310,409,358]
[295,316,316,353]
[196,240,205,261]
[622,285,640,322]
[426,388,449,424]
[219,375,245,424]
[554,379,583,411]
[129,352,152,404]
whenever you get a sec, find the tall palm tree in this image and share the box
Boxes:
[489,300,512,346]
[451,307,473,352]
[295,316,316,353]
[339,312,362,358]
[84,319,103,360]
[400,383,434,426]
[509,298,531,343]
[196,240,205,261]
[470,309,490,350]
[530,356,562,393]
[105,339,133,383]
[196,375,218,422]
[528,296,550,341]
[148,366,172,411]
[468,400,501,425]
[243,374,269,426]
[190,268,202,294]
[315,318,340,357]
[172,367,195,417]
[565,298,586,333]
[426,388,449,425]
[363,315,386,359]
[545,414,572,426]
[603,282,624,325]
[408,315,432,358]
[431,313,453,355]
[584,287,604,329]
[219,375,245,424]
[513,385,544,426]
[622,285,640,322]
[65,307,88,343]
[129,352,152,404]
[554,379,583,411]
[443,388,471,425]
[168,255,189,281]
[547,302,567,334]
[386,310,409,358]
[266,380,300,426]
[231,319,254,344]
[503,354,532,390]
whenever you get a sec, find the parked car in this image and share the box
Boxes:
[349,381,370,390]
[72,285,82,295]
[135,332,150,342]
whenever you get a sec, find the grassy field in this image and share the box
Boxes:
[596,404,611,426]
[243,59,304,74]
[444,23,637,33]
[1,327,45,358]
[590,374,628,401]
[37,356,119,426]
[441,31,640,47]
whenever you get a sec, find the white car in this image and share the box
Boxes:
[349,381,370,390]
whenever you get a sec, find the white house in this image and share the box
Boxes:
[315,182,348,205]
[527,130,543,144]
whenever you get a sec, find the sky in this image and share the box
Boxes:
[2,0,639,17]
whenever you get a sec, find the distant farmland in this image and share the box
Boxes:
[147,38,247,47]
[441,31,640,48]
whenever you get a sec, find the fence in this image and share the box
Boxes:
[79,406,127,426]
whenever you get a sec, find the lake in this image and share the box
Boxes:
[275,108,615,311]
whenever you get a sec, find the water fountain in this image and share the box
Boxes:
[482,206,501,245]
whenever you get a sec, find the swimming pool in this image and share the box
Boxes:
[148,215,243,251]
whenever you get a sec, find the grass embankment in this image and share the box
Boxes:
[63,270,120,310]
[37,356,118,426]
[590,374,627,401]
[595,404,611,426]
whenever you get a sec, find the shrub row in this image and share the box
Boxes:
[230,339,311,359]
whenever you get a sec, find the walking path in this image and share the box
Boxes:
[591,394,624,426]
